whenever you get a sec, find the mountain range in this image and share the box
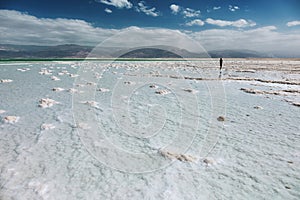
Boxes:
[0,44,288,59]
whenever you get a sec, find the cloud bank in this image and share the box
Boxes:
[1,10,300,55]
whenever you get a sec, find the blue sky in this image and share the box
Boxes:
[1,0,300,54]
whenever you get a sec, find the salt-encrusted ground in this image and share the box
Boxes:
[0,59,299,199]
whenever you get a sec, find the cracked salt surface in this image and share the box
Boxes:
[0,60,299,199]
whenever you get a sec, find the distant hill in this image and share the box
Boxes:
[0,44,283,59]
[0,44,92,59]
[208,49,273,58]
[119,48,182,58]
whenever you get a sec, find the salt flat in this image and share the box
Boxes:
[0,59,299,199]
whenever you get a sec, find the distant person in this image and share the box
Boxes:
[219,58,223,70]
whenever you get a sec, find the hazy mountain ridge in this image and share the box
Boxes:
[0,44,289,59]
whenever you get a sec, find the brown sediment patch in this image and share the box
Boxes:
[160,150,197,162]
[230,77,300,85]
[235,70,256,73]
[241,88,300,96]
[241,88,280,95]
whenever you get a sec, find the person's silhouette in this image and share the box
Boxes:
[219,58,223,70]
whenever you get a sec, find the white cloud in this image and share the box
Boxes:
[186,19,205,26]
[170,4,200,18]
[206,18,256,28]
[0,10,118,46]
[190,25,300,54]
[213,6,221,10]
[229,5,239,12]
[105,8,112,13]
[170,4,180,14]
[287,20,300,27]
[1,10,300,56]
[182,8,201,18]
[98,0,132,9]
[136,1,159,17]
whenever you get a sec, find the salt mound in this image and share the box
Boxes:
[98,88,110,92]
[81,101,99,108]
[254,106,263,109]
[68,88,83,93]
[203,157,216,165]
[160,150,197,162]
[39,69,52,75]
[86,82,96,86]
[217,116,225,121]
[39,98,59,108]
[17,68,30,72]
[155,89,171,95]
[51,76,60,81]
[52,87,65,92]
[3,116,19,124]
[69,74,79,78]
[149,84,158,89]
[41,123,55,130]
[183,88,198,94]
[76,122,91,130]
[291,102,300,107]
[0,79,13,83]
[124,81,135,85]
[0,110,6,114]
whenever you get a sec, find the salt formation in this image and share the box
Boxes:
[39,98,59,108]
[52,87,65,92]
[160,150,196,162]
[51,76,60,81]
[17,68,30,72]
[98,88,110,92]
[3,116,19,124]
[203,157,216,165]
[41,123,55,130]
[124,81,135,85]
[39,69,52,75]
[0,79,13,83]
[183,88,198,94]
[69,74,79,78]
[76,122,91,130]
[217,116,225,121]
[155,89,171,95]
[86,82,96,86]
[81,101,100,108]
[68,88,79,94]
[254,106,263,109]
[0,110,6,114]
[149,84,158,89]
